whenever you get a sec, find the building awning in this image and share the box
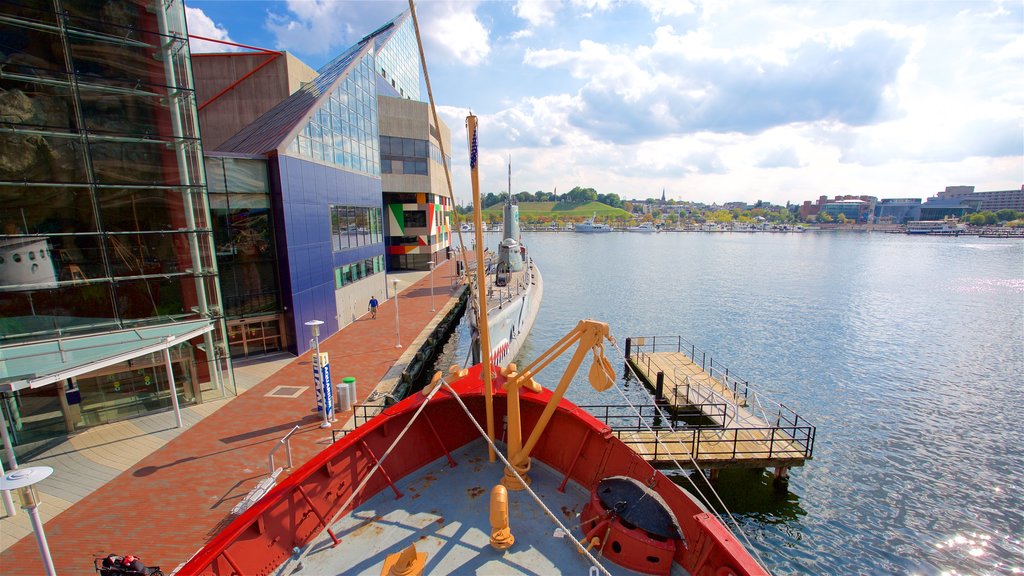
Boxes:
[0,320,215,392]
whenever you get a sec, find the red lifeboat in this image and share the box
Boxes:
[580,476,685,576]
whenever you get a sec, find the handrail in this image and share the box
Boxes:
[267,425,300,475]
[608,424,816,462]
[629,335,808,435]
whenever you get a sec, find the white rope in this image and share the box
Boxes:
[440,381,615,576]
[282,378,448,572]
[608,339,773,575]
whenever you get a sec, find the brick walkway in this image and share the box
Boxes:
[0,261,461,575]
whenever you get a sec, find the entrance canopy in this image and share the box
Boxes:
[0,320,214,392]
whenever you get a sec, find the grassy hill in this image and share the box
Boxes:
[481,201,630,219]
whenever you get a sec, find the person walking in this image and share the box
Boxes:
[368,296,378,319]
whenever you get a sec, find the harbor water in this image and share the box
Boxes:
[434,230,1024,575]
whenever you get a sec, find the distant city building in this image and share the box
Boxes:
[800,195,877,222]
[822,199,872,222]
[935,185,1023,212]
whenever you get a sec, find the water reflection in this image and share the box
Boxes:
[674,468,806,525]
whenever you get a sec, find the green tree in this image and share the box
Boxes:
[818,212,834,223]
[836,213,848,224]
[711,210,733,223]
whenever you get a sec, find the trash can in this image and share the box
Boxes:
[342,377,357,408]
[335,377,351,412]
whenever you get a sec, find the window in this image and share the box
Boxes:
[330,205,382,252]
[405,210,427,228]
[335,255,384,288]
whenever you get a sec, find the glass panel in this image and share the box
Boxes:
[104,233,184,278]
[228,323,245,357]
[0,132,88,183]
[112,276,187,320]
[89,139,181,185]
[0,24,67,81]
[62,1,160,42]
[1,388,66,452]
[96,188,184,233]
[0,280,119,338]
[68,34,169,92]
[224,158,269,193]
[79,87,170,137]
[0,185,96,236]
[205,158,227,193]
[0,82,78,132]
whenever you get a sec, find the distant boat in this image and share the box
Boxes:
[574,213,612,233]
[906,220,963,235]
[626,222,658,233]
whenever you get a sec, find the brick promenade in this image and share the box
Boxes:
[0,260,461,575]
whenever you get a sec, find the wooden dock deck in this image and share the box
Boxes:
[609,336,815,471]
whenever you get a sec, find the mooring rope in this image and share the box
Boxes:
[440,381,615,576]
[608,339,773,575]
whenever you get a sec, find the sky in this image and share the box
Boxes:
[184,0,1024,206]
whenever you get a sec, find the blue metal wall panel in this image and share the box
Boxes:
[275,155,384,354]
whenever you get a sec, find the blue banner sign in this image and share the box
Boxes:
[313,353,334,421]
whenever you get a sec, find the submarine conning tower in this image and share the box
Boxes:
[497,197,524,273]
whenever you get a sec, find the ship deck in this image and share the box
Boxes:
[284,439,684,575]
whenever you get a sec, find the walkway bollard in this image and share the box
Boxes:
[343,377,357,408]
[336,378,351,413]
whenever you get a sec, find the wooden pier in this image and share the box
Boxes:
[606,336,814,473]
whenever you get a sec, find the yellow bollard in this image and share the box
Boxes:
[380,543,427,576]
[489,484,515,550]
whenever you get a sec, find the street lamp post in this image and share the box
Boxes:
[393,278,401,348]
[430,259,436,312]
[304,320,330,429]
[1,466,56,576]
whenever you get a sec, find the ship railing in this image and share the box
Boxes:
[607,423,816,463]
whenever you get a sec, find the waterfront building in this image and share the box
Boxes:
[0,0,234,455]
[934,185,1024,212]
[378,97,453,271]
[918,196,979,221]
[874,198,923,224]
[197,10,450,356]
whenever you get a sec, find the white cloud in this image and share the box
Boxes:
[514,0,563,27]
[426,4,491,66]
[635,0,696,20]
[184,7,241,53]
[265,1,491,66]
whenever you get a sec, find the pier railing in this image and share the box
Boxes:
[579,403,728,430]
[610,424,816,465]
[629,335,751,402]
[626,335,813,455]
[581,403,815,464]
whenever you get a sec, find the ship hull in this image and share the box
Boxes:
[486,263,543,367]
[177,365,765,576]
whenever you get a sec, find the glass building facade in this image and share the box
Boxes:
[206,155,284,358]
[375,17,420,100]
[0,0,233,452]
[285,52,380,177]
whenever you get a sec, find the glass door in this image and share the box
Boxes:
[1,386,68,454]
